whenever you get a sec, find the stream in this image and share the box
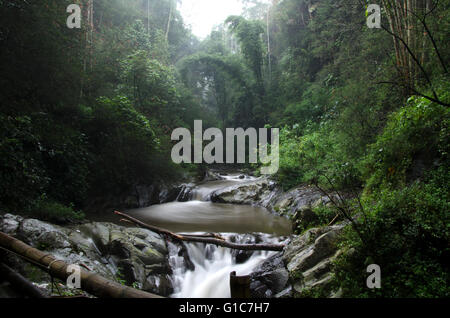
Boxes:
[126,173,292,298]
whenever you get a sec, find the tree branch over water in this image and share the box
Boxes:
[114,211,285,252]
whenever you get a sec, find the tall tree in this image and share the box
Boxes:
[376,0,449,105]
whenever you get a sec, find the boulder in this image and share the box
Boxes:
[211,178,274,206]
[210,178,329,222]
[159,183,184,203]
[270,186,325,218]
[250,253,290,298]
[203,170,225,182]
[134,184,160,208]
[286,226,343,276]
[283,224,346,297]
[176,184,195,202]
[0,214,23,235]
[78,222,111,254]
[17,218,71,250]
[292,206,320,232]
[143,275,174,297]
[0,214,171,296]
[109,228,166,266]
[117,257,146,288]
[124,227,167,255]
[283,227,330,264]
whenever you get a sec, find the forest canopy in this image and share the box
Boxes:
[0,0,448,298]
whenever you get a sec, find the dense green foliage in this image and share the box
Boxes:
[0,0,207,220]
[0,0,448,297]
[213,0,448,298]
[328,96,449,298]
[334,166,449,297]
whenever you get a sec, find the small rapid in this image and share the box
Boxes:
[169,233,286,298]
[127,172,292,298]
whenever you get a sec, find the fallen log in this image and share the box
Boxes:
[0,231,162,298]
[0,262,48,298]
[114,211,285,252]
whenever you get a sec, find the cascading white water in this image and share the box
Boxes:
[127,172,291,298]
[169,234,282,298]
[191,173,256,201]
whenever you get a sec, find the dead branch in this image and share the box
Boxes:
[114,211,285,252]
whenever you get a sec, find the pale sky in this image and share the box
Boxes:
[179,0,244,39]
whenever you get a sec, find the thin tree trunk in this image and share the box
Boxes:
[0,262,48,298]
[89,0,94,71]
[165,0,173,42]
[147,0,150,35]
[267,5,271,84]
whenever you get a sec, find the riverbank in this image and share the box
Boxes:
[0,171,348,298]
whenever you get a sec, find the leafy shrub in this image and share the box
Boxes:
[30,195,85,223]
[0,115,47,212]
[86,96,162,195]
[292,203,339,235]
[362,97,449,192]
[277,123,361,191]
[333,167,450,297]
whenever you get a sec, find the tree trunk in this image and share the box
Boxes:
[267,5,271,84]
[0,262,48,298]
[0,231,162,298]
[165,0,173,42]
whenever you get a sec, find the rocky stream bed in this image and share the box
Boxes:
[0,172,347,298]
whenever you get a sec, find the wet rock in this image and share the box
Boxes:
[283,224,346,297]
[286,227,342,275]
[143,275,173,296]
[144,263,171,276]
[17,219,71,250]
[0,214,171,296]
[210,177,330,222]
[0,214,23,235]
[270,186,325,218]
[117,257,146,287]
[250,254,290,298]
[231,234,258,264]
[124,227,167,255]
[134,184,160,208]
[159,183,183,203]
[292,206,320,230]
[177,184,195,202]
[203,170,225,182]
[283,227,330,264]
[235,251,253,264]
[78,222,111,255]
[211,178,273,205]
[109,228,166,266]
[179,244,195,271]
[301,254,336,289]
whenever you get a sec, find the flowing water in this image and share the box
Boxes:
[126,173,292,298]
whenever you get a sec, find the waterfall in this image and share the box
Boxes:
[169,234,281,298]
[127,171,291,298]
